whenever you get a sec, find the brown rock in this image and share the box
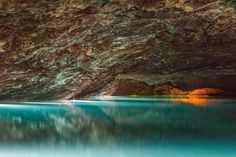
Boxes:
[0,0,235,100]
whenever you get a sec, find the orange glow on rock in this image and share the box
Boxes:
[188,88,222,96]
[179,88,222,106]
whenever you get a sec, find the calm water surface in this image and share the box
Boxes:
[0,96,236,157]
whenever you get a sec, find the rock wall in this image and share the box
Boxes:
[0,0,235,100]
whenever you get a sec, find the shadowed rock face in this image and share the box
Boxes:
[0,0,235,100]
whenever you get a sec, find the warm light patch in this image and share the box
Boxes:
[188,88,222,96]
[181,96,215,106]
[179,88,222,106]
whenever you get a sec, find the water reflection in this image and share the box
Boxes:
[0,97,235,156]
[88,96,221,106]
[180,96,216,106]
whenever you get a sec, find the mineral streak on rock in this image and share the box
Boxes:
[0,0,235,100]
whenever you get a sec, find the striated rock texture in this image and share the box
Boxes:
[0,0,236,100]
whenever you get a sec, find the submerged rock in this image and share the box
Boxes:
[0,0,235,100]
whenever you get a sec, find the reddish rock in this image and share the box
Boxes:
[101,78,154,96]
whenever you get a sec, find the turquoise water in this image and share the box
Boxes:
[0,97,236,157]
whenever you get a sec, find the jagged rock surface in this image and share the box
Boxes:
[0,0,235,100]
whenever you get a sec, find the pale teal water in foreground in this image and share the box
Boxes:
[0,97,236,157]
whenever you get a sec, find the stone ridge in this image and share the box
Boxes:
[0,0,235,100]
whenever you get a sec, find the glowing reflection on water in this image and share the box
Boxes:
[0,97,235,157]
